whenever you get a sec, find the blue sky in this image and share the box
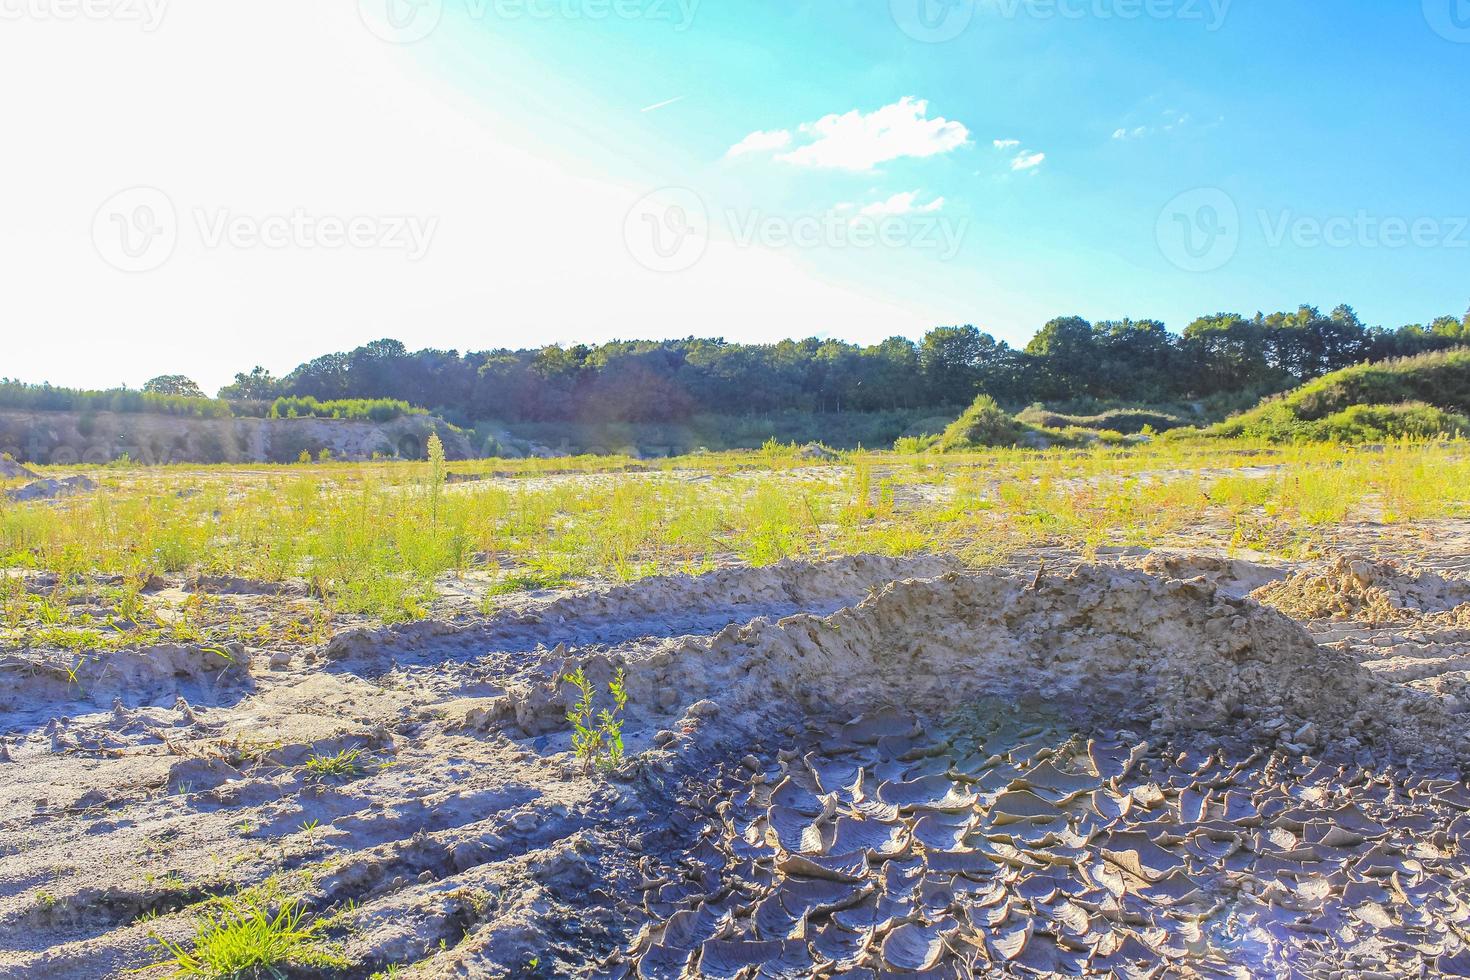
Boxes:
[433,0,1470,330]
[2,1,1467,391]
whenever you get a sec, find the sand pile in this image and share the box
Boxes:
[3,475,96,502]
[1253,555,1470,624]
[324,553,955,668]
[1129,550,1288,598]
[503,565,1468,769]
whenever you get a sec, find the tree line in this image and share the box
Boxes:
[195,303,1466,423]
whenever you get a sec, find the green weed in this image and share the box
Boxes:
[565,667,629,773]
[301,748,370,783]
[146,893,345,978]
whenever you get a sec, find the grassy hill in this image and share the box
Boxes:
[1201,350,1470,442]
[934,395,1137,451]
[1017,405,1190,435]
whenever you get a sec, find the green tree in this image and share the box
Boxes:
[143,375,206,398]
[218,366,282,401]
[1025,316,1099,398]
[920,326,985,405]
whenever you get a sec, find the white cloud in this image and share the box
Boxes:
[640,95,686,113]
[858,191,945,217]
[726,128,793,158]
[1010,151,1046,171]
[776,97,970,171]
[1112,110,1193,141]
[993,139,1020,150]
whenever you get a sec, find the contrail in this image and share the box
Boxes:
[640,96,687,113]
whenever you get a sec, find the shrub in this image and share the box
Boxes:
[892,435,937,453]
[937,395,1029,451]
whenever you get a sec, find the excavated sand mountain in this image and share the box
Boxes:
[503,565,1469,769]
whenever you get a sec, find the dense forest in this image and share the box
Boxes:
[213,305,1469,424]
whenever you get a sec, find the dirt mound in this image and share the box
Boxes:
[1252,555,1470,623]
[1126,549,1288,598]
[0,456,37,480]
[506,565,1467,767]
[0,642,251,718]
[796,442,839,460]
[4,475,96,502]
[324,553,956,667]
[0,409,472,465]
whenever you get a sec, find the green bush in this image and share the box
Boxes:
[937,395,1030,451]
[1315,402,1469,442]
[892,435,937,453]
[268,396,421,423]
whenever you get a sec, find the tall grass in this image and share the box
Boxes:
[1,441,1465,624]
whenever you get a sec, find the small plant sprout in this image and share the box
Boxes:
[301,748,370,783]
[565,667,629,773]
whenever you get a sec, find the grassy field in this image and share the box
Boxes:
[2,438,1467,641]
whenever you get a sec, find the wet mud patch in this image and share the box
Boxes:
[615,705,1470,978]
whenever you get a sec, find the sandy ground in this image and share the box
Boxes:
[3,521,1470,976]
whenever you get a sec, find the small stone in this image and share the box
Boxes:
[741,754,760,770]
[511,811,539,834]
[269,650,293,669]
[686,700,719,719]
